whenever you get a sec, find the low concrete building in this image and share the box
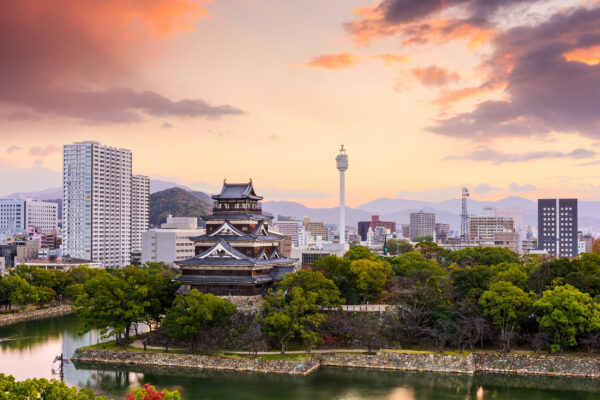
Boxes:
[23,255,102,271]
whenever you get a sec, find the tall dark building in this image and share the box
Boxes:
[357,215,396,241]
[538,199,578,257]
[175,181,297,296]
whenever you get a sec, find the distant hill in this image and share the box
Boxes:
[149,187,212,226]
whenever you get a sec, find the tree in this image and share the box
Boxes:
[412,235,433,243]
[73,270,149,345]
[343,245,377,261]
[2,275,38,310]
[312,255,358,303]
[592,238,600,254]
[385,239,413,255]
[277,269,342,307]
[389,252,444,280]
[534,284,600,352]
[260,286,326,354]
[347,312,385,352]
[447,247,520,266]
[35,286,56,308]
[479,281,532,352]
[350,259,392,303]
[163,290,236,353]
[491,262,529,290]
[450,266,492,302]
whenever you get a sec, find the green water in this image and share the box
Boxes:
[1,315,599,400]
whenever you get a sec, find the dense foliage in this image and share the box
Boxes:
[0,374,179,400]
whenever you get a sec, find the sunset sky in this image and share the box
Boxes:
[2,0,600,207]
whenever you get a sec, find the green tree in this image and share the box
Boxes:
[35,286,56,308]
[491,262,529,289]
[163,290,236,352]
[260,286,325,354]
[412,235,433,242]
[479,281,532,352]
[534,284,600,352]
[73,270,149,345]
[450,265,493,302]
[350,259,392,303]
[278,269,342,307]
[64,283,85,301]
[447,247,520,266]
[385,239,413,255]
[311,255,358,303]
[343,245,377,261]
[2,275,38,310]
[389,252,444,280]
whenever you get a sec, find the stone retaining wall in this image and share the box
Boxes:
[71,348,600,378]
[0,305,73,326]
[320,352,600,378]
[71,348,320,376]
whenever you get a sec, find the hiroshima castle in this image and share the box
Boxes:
[175,180,297,297]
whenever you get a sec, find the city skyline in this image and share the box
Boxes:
[3,0,600,207]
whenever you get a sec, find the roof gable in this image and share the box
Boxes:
[209,221,245,237]
[198,240,247,260]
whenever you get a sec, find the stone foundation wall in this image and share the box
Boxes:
[71,348,319,376]
[71,348,600,378]
[0,305,73,326]
[320,352,600,378]
[320,352,475,374]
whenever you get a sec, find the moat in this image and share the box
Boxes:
[1,315,599,400]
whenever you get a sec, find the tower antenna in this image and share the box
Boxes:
[461,187,470,244]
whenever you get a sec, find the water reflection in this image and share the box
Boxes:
[1,316,600,400]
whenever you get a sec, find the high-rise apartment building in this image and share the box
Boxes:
[409,211,436,239]
[303,218,329,242]
[538,199,578,257]
[0,199,58,233]
[131,175,150,254]
[357,215,396,241]
[63,141,143,268]
[469,217,514,241]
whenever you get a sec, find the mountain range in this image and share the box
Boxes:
[6,181,600,231]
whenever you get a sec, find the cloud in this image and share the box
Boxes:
[267,134,281,140]
[259,188,332,200]
[304,53,360,69]
[6,146,20,154]
[7,111,40,121]
[429,7,600,140]
[372,53,410,66]
[473,183,498,194]
[161,122,173,129]
[447,146,596,164]
[0,161,61,196]
[343,0,534,45]
[29,145,61,157]
[0,0,241,123]
[508,183,537,192]
[412,66,460,86]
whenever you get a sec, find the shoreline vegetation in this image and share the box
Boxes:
[0,304,72,326]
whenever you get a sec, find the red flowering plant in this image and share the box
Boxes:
[124,383,180,400]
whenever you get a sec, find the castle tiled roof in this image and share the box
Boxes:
[212,181,263,200]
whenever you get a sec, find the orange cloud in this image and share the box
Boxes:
[372,53,410,66]
[412,66,460,86]
[564,46,600,65]
[434,80,505,106]
[305,53,360,70]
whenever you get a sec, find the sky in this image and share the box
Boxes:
[2,0,600,207]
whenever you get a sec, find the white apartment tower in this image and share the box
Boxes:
[131,175,150,254]
[63,141,139,268]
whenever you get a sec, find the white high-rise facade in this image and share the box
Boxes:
[131,175,150,254]
[0,199,58,233]
[63,141,136,268]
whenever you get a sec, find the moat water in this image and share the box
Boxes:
[1,315,599,400]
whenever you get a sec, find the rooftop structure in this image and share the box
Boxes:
[175,180,297,297]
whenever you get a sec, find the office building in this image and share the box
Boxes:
[142,228,202,265]
[435,223,450,244]
[409,211,436,239]
[131,175,150,254]
[538,199,578,257]
[303,218,329,242]
[63,141,147,268]
[0,198,58,233]
[358,215,396,241]
[401,224,410,239]
[470,217,514,241]
[273,221,300,246]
